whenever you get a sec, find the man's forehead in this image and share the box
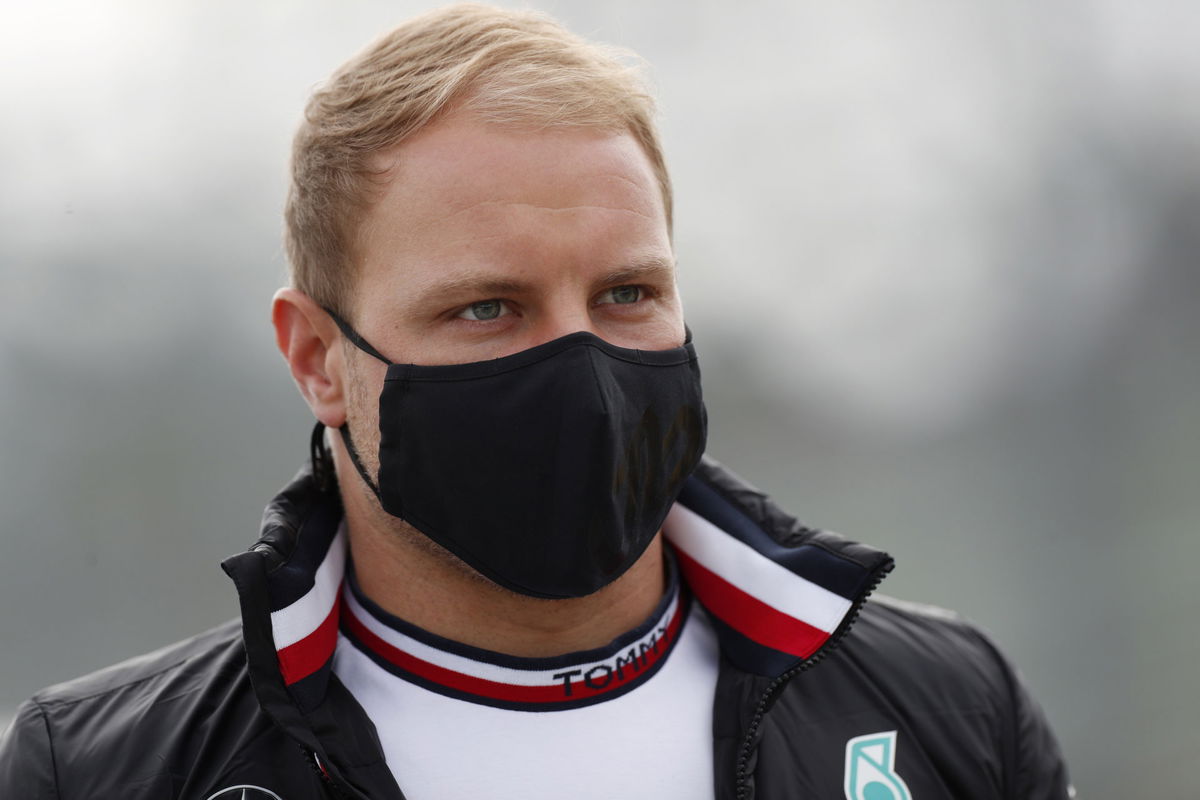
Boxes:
[348,112,672,315]
[362,113,661,218]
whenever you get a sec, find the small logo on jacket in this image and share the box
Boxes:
[205,786,285,800]
[844,731,912,800]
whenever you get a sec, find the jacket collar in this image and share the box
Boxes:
[669,459,893,676]
[224,455,893,724]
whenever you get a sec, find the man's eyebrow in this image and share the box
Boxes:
[405,274,532,310]
[596,256,677,287]
[406,257,677,310]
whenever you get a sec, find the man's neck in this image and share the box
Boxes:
[340,481,667,658]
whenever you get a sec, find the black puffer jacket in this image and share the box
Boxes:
[0,458,1072,799]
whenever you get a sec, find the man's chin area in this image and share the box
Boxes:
[381,513,661,605]
[387,519,592,603]
[378,512,496,584]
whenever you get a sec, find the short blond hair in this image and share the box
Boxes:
[284,3,671,316]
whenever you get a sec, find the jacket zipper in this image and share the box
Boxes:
[733,565,892,800]
[305,746,357,800]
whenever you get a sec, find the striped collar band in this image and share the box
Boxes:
[339,556,689,711]
[251,462,892,711]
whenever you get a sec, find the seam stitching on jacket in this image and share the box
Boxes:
[966,623,1023,800]
[34,640,233,709]
[32,699,62,800]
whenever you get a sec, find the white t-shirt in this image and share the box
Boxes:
[332,558,720,800]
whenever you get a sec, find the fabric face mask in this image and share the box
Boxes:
[327,311,708,599]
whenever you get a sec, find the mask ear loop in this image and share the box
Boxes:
[307,419,384,501]
[323,307,393,365]
[320,306,391,504]
[337,425,385,503]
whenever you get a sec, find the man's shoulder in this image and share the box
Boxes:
[29,618,246,711]
[0,619,271,798]
[838,593,1019,703]
[755,594,1072,798]
[764,593,1020,755]
[853,593,1009,661]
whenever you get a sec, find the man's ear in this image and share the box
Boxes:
[271,288,347,428]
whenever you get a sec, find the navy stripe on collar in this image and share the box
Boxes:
[339,564,689,712]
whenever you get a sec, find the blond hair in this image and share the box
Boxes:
[284,3,671,316]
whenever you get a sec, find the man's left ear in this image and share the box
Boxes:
[271,287,347,428]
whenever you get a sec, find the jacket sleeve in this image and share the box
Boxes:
[1008,666,1075,799]
[0,699,59,799]
[970,627,1075,800]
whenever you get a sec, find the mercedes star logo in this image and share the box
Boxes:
[205,785,285,800]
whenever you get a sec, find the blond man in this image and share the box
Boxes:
[0,6,1071,799]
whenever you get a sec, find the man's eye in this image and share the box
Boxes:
[598,286,643,305]
[457,300,509,321]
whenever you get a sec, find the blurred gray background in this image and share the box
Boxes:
[3,0,1198,795]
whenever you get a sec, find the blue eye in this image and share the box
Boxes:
[458,300,509,321]
[600,286,642,305]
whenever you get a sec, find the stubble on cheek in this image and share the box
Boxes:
[340,343,503,591]
[342,339,383,480]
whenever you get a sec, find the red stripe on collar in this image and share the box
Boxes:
[277,590,342,686]
[673,549,828,658]
[339,584,689,711]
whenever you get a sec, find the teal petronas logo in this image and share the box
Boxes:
[844,731,913,800]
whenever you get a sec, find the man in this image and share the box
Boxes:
[0,5,1072,799]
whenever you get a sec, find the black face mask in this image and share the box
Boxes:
[325,311,707,599]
